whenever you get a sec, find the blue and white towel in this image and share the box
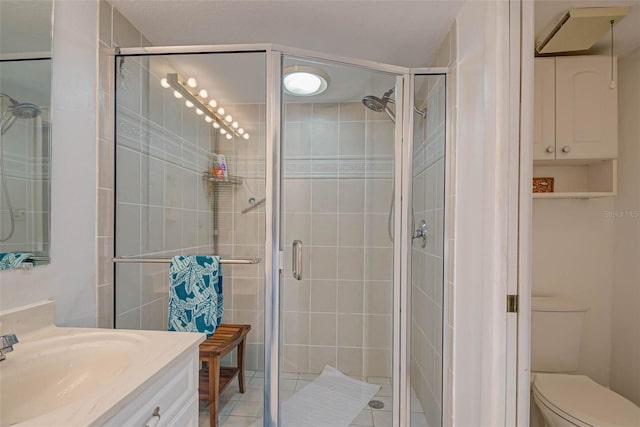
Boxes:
[168,255,224,337]
[0,252,33,270]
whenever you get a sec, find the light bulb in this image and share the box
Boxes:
[185,100,194,108]
[213,122,220,129]
[225,115,233,123]
[195,108,204,116]
[208,99,218,108]
[232,121,239,129]
[220,128,227,135]
[187,77,197,88]
[217,107,225,115]
[198,89,208,98]
[238,128,245,135]
[226,133,233,140]
[160,78,170,88]
[173,90,183,99]
[243,133,250,140]
[205,116,213,123]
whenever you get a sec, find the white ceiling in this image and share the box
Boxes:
[110,0,465,68]
[535,0,640,57]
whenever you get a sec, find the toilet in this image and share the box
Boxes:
[531,296,640,427]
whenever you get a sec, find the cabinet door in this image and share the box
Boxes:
[556,56,618,159]
[534,58,556,160]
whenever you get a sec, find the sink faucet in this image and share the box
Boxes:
[0,334,19,361]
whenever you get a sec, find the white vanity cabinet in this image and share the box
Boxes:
[534,55,618,161]
[103,349,200,427]
[534,57,556,160]
[533,55,618,199]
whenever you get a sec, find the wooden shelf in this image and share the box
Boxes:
[533,192,616,200]
[532,159,617,200]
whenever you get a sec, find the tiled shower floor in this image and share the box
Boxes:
[198,370,428,427]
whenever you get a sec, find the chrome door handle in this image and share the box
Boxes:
[292,240,303,280]
[412,220,428,249]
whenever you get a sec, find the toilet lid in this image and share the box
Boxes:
[534,374,640,427]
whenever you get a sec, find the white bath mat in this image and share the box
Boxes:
[254,365,380,426]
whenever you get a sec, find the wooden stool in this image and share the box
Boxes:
[199,324,252,427]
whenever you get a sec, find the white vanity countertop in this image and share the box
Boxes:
[0,301,205,427]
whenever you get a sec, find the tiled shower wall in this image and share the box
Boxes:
[211,102,266,372]
[96,1,144,328]
[410,75,446,427]
[113,53,216,330]
[281,102,395,378]
[115,81,266,370]
[99,2,266,371]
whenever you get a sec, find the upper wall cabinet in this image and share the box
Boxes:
[534,55,618,161]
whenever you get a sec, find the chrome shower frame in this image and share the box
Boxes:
[114,43,447,427]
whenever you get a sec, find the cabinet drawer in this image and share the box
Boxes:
[103,350,199,427]
[167,392,199,427]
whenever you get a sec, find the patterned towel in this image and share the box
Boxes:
[0,252,33,270]
[168,255,224,337]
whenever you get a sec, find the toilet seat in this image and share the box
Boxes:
[533,373,640,427]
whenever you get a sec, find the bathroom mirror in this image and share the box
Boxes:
[0,0,53,268]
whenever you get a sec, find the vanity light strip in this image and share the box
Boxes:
[162,73,249,140]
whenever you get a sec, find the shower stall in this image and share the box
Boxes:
[113,45,446,427]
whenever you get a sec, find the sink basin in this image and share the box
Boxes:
[0,331,147,426]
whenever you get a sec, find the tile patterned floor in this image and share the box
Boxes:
[198,371,428,427]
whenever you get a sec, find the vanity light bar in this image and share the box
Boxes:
[161,73,249,140]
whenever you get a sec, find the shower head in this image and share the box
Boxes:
[362,95,386,113]
[10,103,41,119]
[361,87,426,122]
[0,94,41,135]
[362,88,396,122]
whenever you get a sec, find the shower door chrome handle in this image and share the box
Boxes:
[292,240,303,280]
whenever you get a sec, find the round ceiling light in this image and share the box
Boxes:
[283,65,329,96]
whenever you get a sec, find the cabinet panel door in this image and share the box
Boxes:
[556,56,617,159]
[534,58,556,160]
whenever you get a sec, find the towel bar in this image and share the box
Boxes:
[112,257,261,265]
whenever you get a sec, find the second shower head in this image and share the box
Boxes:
[361,87,426,122]
[362,88,395,121]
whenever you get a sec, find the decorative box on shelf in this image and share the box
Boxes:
[533,177,554,193]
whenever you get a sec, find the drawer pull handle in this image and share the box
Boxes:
[145,406,161,427]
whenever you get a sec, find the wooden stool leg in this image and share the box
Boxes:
[237,337,247,393]
[209,357,220,427]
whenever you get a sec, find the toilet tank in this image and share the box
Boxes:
[531,296,589,372]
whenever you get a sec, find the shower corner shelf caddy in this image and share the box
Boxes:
[202,172,243,185]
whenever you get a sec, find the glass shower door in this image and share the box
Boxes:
[278,55,399,426]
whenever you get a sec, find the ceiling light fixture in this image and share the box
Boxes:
[160,73,248,140]
[283,65,329,96]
